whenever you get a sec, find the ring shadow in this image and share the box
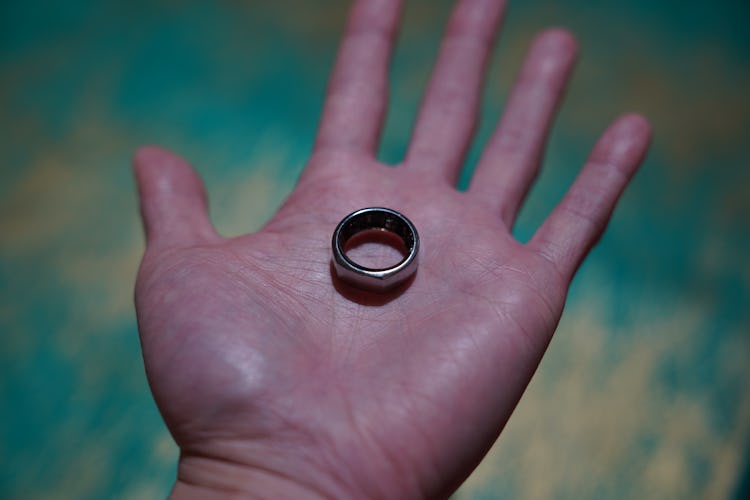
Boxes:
[329,260,417,307]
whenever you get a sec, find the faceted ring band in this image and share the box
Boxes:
[332,207,420,292]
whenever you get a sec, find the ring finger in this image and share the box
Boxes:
[468,29,578,227]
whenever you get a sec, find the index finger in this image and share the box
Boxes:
[313,0,403,156]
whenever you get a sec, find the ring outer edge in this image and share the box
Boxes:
[331,207,420,292]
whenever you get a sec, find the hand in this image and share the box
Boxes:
[133,0,650,498]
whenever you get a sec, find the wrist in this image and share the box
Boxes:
[171,454,330,500]
[167,425,434,499]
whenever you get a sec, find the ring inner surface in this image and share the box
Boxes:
[343,229,407,270]
[339,211,415,271]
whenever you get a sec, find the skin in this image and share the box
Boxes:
[133,0,652,498]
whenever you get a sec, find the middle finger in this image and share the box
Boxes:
[404,0,507,184]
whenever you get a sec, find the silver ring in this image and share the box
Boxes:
[332,207,420,292]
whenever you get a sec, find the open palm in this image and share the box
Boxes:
[134,1,650,498]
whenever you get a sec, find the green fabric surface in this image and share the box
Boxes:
[1,0,748,498]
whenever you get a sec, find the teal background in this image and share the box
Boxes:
[1,0,748,498]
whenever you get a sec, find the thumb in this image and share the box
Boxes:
[133,146,219,249]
